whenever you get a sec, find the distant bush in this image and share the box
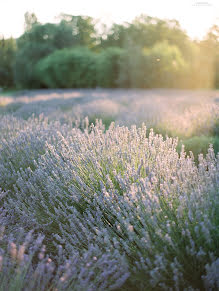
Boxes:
[142,41,188,88]
[118,44,146,88]
[35,47,97,88]
[96,47,125,88]
[118,41,188,88]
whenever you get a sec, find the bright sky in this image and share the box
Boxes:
[0,0,219,39]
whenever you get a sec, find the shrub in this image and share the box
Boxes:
[1,119,218,290]
[35,48,97,88]
[118,44,146,88]
[0,227,128,291]
[0,115,70,192]
[143,41,188,88]
[96,47,125,88]
[14,16,97,88]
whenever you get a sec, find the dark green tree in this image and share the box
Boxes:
[100,15,191,57]
[99,23,130,48]
[0,37,16,88]
[58,14,97,48]
[14,13,97,88]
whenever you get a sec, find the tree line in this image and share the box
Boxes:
[0,12,219,89]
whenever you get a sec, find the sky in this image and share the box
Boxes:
[0,0,219,39]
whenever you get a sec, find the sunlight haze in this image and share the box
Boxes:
[0,0,219,39]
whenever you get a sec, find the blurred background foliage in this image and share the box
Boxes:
[35,47,97,88]
[0,37,16,88]
[0,12,219,89]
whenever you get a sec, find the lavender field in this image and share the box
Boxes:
[0,89,219,290]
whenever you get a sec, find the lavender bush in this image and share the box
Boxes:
[0,227,128,291]
[0,115,72,192]
[0,89,218,290]
[1,89,219,138]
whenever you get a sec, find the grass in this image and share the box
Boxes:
[88,114,115,130]
[0,88,19,96]
[177,135,219,162]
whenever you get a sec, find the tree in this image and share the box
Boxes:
[35,47,97,88]
[24,12,38,32]
[100,15,191,59]
[0,37,16,88]
[14,13,97,87]
[97,47,125,87]
[58,14,97,48]
[142,41,188,88]
[205,25,219,88]
[99,23,130,49]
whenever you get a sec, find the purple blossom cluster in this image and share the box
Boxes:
[0,110,218,290]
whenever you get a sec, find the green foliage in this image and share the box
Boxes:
[59,14,97,48]
[100,15,190,55]
[14,41,55,88]
[118,44,146,88]
[14,14,96,88]
[36,43,188,89]
[213,136,219,153]
[0,37,16,88]
[213,118,219,136]
[99,17,191,88]
[35,47,97,88]
[185,42,215,89]
[118,41,188,88]
[142,41,188,88]
[99,24,129,49]
[184,26,219,89]
[178,136,219,162]
[131,16,191,58]
[2,11,219,89]
[88,116,115,130]
[179,136,214,157]
[204,25,219,88]
[97,47,125,87]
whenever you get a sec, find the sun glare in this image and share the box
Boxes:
[0,0,218,39]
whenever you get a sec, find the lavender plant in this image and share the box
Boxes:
[0,89,219,290]
[0,227,128,291]
[0,117,218,290]
[0,115,71,192]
